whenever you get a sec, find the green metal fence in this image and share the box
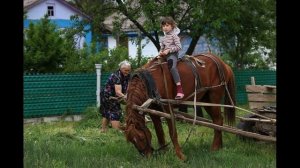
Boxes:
[23,70,276,118]
[233,69,276,104]
[24,73,97,118]
[101,73,110,88]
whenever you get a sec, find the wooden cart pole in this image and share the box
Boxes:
[160,99,276,123]
[133,105,276,142]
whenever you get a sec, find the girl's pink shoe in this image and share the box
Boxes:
[175,93,184,99]
[175,84,184,99]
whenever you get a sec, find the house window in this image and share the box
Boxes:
[47,6,54,16]
[119,35,128,48]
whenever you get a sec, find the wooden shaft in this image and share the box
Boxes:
[133,105,276,142]
[160,98,276,122]
[237,116,276,123]
[174,110,212,123]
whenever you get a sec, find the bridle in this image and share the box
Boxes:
[133,125,154,156]
[133,123,171,156]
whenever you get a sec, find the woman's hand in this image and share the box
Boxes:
[115,84,124,97]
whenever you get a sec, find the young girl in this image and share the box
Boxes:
[159,16,184,99]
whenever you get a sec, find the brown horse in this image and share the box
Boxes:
[124,53,236,160]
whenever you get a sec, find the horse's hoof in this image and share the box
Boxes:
[179,154,187,161]
[210,146,221,151]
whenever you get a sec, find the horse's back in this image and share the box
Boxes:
[142,53,234,100]
[179,53,233,83]
[177,53,222,84]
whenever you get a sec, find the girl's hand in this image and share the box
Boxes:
[159,51,165,56]
[159,49,169,56]
[162,49,169,55]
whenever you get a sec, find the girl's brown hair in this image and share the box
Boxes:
[160,16,176,28]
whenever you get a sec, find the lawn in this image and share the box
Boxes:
[24,106,276,168]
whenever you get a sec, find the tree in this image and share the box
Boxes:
[24,15,69,73]
[114,0,276,69]
[67,0,276,69]
[69,0,115,44]
[114,0,230,54]
[102,46,130,72]
[207,0,276,69]
[70,0,216,66]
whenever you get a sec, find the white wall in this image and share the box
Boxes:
[128,37,159,58]
[107,36,117,51]
[26,0,83,20]
[74,34,85,49]
[107,36,159,58]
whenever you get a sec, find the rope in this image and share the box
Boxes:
[200,53,235,106]
[157,57,176,139]
[182,77,198,147]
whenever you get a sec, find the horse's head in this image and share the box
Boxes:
[125,123,153,157]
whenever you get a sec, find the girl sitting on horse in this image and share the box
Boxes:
[158,16,184,99]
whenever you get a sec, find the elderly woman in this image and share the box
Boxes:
[100,60,131,132]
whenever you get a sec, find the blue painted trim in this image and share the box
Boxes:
[102,32,139,38]
[85,31,92,46]
[102,31,158,38]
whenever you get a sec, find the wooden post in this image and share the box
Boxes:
[95,64,102,108]
[250,76,256,85]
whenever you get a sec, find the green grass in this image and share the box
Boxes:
[24,106,276,168]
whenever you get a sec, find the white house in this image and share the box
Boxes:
[24,0,219,58]
[23,0,92,49]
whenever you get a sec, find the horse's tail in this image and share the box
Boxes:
[224,66,236,126]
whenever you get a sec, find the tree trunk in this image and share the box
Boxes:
[185,34,201,55]
[137,30,142,67]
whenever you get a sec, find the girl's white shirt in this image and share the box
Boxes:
[164,27,180,35]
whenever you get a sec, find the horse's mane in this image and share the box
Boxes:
[132,69,160,99]
[125,68,160,139]
[124,75,147,140]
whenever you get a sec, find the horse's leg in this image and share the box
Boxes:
[204,106,223,150]
[150,114,166,148]
[204,93,224,151]
[165,110,186,160]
